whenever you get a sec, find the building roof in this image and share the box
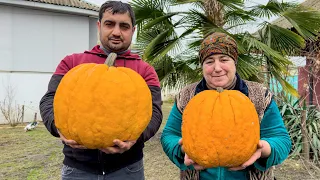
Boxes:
[25,0,100,12]
[272,0,319,29]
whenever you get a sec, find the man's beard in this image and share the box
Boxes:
[101,40,129,53]
[108,43,125,51]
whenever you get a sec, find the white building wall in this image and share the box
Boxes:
[0,73,52,124]
[89,17,98,49]
[0,5,95,124]
[0,5,90,72]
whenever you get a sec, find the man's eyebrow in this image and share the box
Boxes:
[120,22,131,26]
[103,20,114,24]
[103,20,131,27]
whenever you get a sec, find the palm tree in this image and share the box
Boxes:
[131,0,320,96]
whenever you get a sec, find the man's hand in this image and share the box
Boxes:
[100,139,136,154]
[58,130,87,149]
[178,138,205,170]
[228,140,271,171]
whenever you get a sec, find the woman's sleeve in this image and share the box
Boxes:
[160,103,194,170]
[254,99,292,170]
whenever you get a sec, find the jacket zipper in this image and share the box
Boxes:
[98,150,105,175]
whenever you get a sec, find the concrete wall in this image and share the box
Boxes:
[0,5,97,124]
[0,5,90,73]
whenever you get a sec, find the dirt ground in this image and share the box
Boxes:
[1,103,319,179]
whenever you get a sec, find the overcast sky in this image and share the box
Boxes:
[87,0,305,26]
[87,0,306,41]
[87,0,130,5]
[86,0,305,6]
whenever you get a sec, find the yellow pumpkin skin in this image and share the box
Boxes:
[181,89,260,168]
[54,63,152,149]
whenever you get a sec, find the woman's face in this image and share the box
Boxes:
[202,54,236,89]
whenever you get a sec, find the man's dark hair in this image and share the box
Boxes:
[99,1,136,27]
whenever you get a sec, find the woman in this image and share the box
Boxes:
[160,32,291,180]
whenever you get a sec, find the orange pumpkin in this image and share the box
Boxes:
[181,87,260,168]
[54,53,152,149]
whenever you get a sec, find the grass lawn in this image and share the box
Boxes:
[1,102,320,179]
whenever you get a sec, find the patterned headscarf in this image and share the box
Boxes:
[199,32,238,64]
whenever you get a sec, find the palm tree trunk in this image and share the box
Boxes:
[204,0,225,27]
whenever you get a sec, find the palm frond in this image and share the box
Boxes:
[142,28,175,60]
[236,54,260,80]
[153,56,176,81]
[224,9,255,28]
[216,0,244,7]
[249,0,298,19]
[143,12,180,29]
[241,32,292,66]
[282,8,320,41]
[151,28,196,62]
[184,9,222,35]
[133,0,314,97]
[256,22,305,55]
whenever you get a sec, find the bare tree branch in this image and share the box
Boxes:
[0,83,23,127]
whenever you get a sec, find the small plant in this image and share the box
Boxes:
[0,83,23,127]
[280,99,320,165]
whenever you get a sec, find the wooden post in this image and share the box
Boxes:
[309,62,314,105]
[33,112,37,122]
[21,105,25,123]
[301,109,309,160]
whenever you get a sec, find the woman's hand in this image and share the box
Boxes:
[229,140,271,171]
[179,138,205,170]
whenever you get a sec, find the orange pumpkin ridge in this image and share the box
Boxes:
[54,53,152,149]
[181,88,260,168]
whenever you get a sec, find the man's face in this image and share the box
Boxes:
[97,9,135,52]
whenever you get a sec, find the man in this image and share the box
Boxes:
[39,1,162,179]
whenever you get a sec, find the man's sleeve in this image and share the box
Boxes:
[39,75,63,137]
[39,56,72,137]
[139,65,163,142]
[161,103,194,170]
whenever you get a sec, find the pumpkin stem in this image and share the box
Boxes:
[216,87,224,93]
[105,53,117,66]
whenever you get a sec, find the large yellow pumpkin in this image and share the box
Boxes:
[181,88,260,168]
[54,53,152,149]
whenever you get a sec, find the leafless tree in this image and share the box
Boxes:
[0,83,23,127]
